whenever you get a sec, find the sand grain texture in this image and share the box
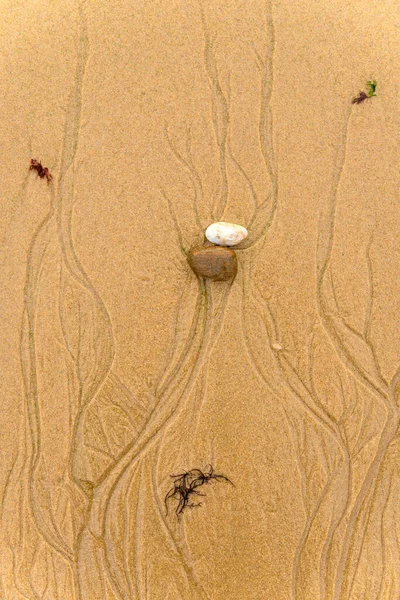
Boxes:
[1,1,400,598]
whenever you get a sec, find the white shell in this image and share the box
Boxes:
[271,342,283,351]
[205,221,248,247]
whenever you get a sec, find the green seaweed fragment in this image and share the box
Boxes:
[366,80,377,97]
[352,80,378,104]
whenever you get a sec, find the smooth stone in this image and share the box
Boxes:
[205,221,248,247]
[188,245,237,281]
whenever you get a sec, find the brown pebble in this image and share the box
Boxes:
[188,245,237,281]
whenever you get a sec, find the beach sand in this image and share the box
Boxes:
[1,1,400,598]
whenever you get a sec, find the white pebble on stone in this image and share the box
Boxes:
[205,221,248,247]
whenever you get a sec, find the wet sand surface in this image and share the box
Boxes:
[1,1,400,598]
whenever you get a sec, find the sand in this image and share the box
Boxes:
[1,1,400,598]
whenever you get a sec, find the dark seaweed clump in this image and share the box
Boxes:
[165,465,234,516]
